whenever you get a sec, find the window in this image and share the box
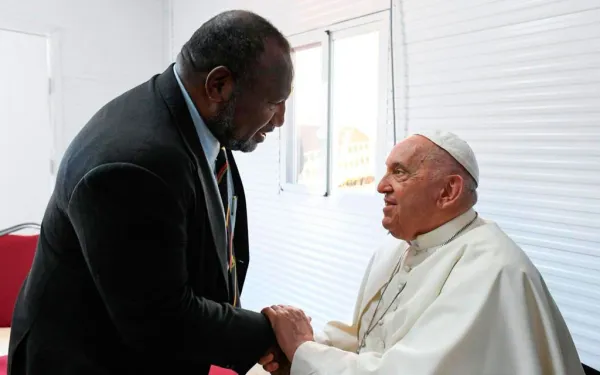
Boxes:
[331,28,383,191]
[281,12,390,195]
[284,40,327,191]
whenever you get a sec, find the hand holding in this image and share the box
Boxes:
[259,346,289,374]
[259,346,291,375]
[262,305,314,362]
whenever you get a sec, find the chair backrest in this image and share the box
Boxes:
[209,366,237,375]
[0,234,38,327]
[0,354,7,375]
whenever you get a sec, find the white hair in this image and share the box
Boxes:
[425,146,478,206]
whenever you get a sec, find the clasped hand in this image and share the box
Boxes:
[259,305,314,374]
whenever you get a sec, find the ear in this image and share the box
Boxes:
[205,66,235,103]
[438,174,464,209]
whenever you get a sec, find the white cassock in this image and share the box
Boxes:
[291,209,584,375]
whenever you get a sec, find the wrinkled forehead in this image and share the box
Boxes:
[386,135,433,170]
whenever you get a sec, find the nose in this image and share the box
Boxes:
[377,175,392,195]
[272,102,286,128]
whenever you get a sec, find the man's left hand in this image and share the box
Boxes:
[262,305,314,361]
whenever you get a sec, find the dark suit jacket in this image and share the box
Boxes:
[8,65,275,375]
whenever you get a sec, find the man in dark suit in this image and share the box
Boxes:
[8,10,293,375]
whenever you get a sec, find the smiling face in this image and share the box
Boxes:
[201,40,293,152]
[376,135,470,241]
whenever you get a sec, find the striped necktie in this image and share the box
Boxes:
[215,147,240,307]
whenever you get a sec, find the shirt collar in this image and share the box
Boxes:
[173,65,220,171]
[409,209,477,251]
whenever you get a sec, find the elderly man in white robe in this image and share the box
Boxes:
[258,131,584,375]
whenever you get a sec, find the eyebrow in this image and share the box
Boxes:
[388,162,410,171]
[278,85,293,101]
[267,82,291,104]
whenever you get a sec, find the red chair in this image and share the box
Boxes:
[209,366,237,375]
[0,224,40,328]
[0,223,40,375]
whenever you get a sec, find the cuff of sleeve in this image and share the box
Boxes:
[291,341,323,375]
[291,341,357,375]
[313,331,329,346]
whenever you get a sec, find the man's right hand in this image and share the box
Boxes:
[259,306,313,374]
[259,346,290,374]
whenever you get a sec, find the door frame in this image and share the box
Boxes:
[0,19,63,179]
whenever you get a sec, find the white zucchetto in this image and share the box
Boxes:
[415,130,479,186]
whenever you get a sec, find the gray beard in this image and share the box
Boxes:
[204,96,258,153]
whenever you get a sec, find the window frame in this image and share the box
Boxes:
[279,31,329,195]
[279,11,390,198]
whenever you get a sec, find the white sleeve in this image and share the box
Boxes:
[290,258,583,375]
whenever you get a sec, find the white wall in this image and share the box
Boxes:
[0,0,168,164]
[171,0,279,51]
[171,0,388,51]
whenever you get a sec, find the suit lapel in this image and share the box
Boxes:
[193,153,229,291]
[155,65,229,295]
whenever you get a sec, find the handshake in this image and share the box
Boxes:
[258,305,315,375]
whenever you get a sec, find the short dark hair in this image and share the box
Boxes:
[179,10,290,86]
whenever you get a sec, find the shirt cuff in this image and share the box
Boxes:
[291,340,358,375]
[291,341,323,375]
[313,331,329,345]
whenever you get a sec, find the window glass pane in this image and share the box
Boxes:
[331,30,380,190]
[286,44,327,189]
